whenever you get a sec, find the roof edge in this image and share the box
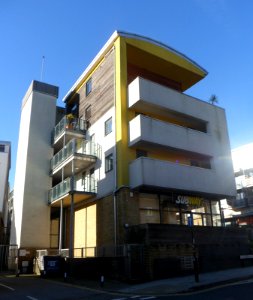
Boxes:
[63,30,208,102]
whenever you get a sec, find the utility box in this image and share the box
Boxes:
[40,256,65,277]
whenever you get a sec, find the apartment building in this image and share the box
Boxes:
[228,143,253,225]
[0,141,11,243]
[11,31,249,279]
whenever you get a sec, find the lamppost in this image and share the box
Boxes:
[188,213,199,282]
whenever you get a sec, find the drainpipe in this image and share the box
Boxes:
[113,45,117,248]
[59,200,63,252]
[69,160,75,258]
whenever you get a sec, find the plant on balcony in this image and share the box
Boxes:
[66,113,75,129]
[209,94,218,105]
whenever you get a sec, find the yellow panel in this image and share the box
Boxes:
[114,37,135,187]
[74,208,86,248]
[125,37,206,77]
[150,151,190,166]
[86,205,96,247]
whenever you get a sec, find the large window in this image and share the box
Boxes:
[139,194,160,224]
[139,193,223,227]
[86,78,92,96]
[105,117,112,136]
[105,154,113,173]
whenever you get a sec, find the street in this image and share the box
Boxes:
[1,275,253,300]
[0,275,158,300]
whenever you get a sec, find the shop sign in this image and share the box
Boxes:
[176,195,203,206]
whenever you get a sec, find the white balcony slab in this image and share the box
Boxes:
[129,114,213,156]
[129,157,236,198]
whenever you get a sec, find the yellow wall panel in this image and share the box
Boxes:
[74,208,86,248]
[86,205,96,247]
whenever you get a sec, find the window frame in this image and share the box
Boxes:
[104,117,112,136]
[86,78,92,96]
[85,105,91,120]
[105,153,113,173]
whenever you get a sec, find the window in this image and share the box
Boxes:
[81,171,86,186]
[105,117,112,136]
[85,105,91,120]
[0,145,5,152]
[86,78,92,96]
[105,154,113,173]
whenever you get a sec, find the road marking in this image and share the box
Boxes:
[141,297,156,300]
[0,283,15,291]
[27,296,39,300]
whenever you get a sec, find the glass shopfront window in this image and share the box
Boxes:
[139,193,223,227]
[139,194,160,224]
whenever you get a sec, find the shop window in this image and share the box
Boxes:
[105,117,112,136]
[139,194,160,224]
[86,78,92,96]
[105,154,113,173]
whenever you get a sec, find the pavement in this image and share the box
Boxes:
[66,266,253,295]
[2,266,253,295]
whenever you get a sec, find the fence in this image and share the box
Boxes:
[0,245,18,271]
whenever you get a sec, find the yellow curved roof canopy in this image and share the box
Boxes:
[121,33,207,91]
[63,31,208,102]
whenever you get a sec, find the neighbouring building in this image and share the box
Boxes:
[0,141,11,244]
[227,143,253,225]
[10,31,251,279]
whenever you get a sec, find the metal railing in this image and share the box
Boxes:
[49,176,97,204]
[36,245,141,259]
[51,139,101,171]
[53,116,86,142]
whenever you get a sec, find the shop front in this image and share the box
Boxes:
[139,192,222,227]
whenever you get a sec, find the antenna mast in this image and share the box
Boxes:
[40,56,45,82]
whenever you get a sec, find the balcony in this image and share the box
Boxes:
[128,77,209,133]
[49,176,97,207]
[129,114,213,156]
[129,157,235,198]
[51,139,100,180]
[231,198,247,210]
[52,116,86,151]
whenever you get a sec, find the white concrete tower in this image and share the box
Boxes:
[11,81,58,248]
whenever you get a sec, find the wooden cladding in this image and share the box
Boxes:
[78,48,115,125]
[128,63,182,92]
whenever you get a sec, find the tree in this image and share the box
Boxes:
[209,94,218,105]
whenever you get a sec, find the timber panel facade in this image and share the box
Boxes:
[79,48,115,125]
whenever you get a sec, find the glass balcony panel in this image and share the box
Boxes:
[53,116,86,143]
[51,139,101,172]
[49,176,97,204]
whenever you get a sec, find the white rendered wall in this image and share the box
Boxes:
[11,85,57,248]
[128,77,236,199]
[86,106,116,197]
[0,143,10,219]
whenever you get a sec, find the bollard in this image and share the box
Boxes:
[100,275,104,287]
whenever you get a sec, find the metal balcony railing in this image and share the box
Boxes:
[53,116,86,143]
[49,176,97,204]
[232,198,247,208]
[50,139,101,172]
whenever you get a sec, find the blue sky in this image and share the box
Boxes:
[1,0,253,188]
